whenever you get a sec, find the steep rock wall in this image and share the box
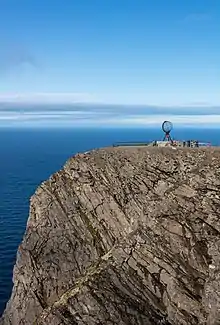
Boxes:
[1,147,220,325]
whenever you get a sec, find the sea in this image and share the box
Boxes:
[0,126,219,316]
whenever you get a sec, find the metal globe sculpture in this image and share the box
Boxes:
[162,121,173,141]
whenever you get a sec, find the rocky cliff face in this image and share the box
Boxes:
[1,146,220,325]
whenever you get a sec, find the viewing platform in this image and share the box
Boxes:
[113,121,211,148]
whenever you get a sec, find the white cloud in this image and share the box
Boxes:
[0,92,100,104]
[0,92,219,107]
[1,110,220,128]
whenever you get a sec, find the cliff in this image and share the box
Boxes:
[1,146,220,325]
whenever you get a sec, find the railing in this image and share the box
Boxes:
[113,141,152,147]
[112,140,212,148]
[198,142,211,147]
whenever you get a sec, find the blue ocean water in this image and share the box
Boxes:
[0,127,219,316]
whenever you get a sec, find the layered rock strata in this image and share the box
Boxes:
[1,146,220,325]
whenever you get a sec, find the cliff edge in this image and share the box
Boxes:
[1,146,220,325]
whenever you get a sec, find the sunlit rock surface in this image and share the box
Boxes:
[1,146,220,325]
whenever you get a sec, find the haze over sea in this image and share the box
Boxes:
[1,104,220,316]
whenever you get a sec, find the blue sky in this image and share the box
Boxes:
[0,0,219,106]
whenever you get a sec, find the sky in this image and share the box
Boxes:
[0,0,219,107]
[0,0,220,127]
